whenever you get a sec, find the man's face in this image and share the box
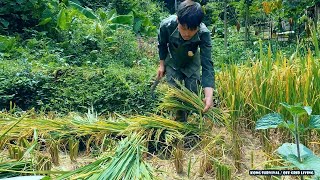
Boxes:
[177,23,199,41]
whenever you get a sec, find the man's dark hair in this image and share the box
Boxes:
[177,0,204,30]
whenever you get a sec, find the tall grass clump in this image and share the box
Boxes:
[218,42,320,127]
[217,38,320,169]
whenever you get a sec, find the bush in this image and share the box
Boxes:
[0,60,52,111]
[0,0,58,33]
[0,61,159,115]
[100,29,140,67]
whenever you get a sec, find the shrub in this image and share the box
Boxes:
[0,60,159,115]
[100,29,140,67]
[0,0,59,33]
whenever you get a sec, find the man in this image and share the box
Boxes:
[157,0,215,122]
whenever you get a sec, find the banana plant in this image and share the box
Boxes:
[52,0,133,34]
[255,102,320,177]
[94,9,134,37]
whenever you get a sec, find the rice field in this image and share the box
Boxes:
[1,45,320,179]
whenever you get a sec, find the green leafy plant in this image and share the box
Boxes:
[56,4,134,32]
[256,102,320,177]
[57,133,157,180]
[0,0,57,32]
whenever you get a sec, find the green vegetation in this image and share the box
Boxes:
[1,0,320,179]
[256,103,320,177]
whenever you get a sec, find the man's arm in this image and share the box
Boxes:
[157,60,165,79]
[157,23,169,79]
[200,31,215,112]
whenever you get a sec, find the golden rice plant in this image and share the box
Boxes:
[17,137,31,149]
[199,134,226,177]
[0,110,202,162]
[124,115,199,134]
[173,145,184,174]
[199,155,213,177]
[48,140,60,166]
[0,138,7,149]
[217,40,320,169]
[68,138,79,162]
[216,64,244,171]
[8,145,24,160]
[36,154,52,172]
[0,112,127,139]
[158,81,227,128]
[122,115,200,150]
[217,42,320,122]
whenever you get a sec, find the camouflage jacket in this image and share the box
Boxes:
[158,15,215,88]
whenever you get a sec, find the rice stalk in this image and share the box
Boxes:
[199,155,213,177]
[36,154,52,174]
[97,133,156,180]
[217,43,320,168]
[68,138,79,162]
[57,133,157,180]
[8,145,24,160]
[48,140,60,166]
[158,82,227,126]
[173,146,184,174]
[214,161,231,180]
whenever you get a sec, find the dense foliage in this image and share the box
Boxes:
[0,0,164,114]
[0,58,158,114]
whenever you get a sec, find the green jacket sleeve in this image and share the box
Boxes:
[200,32,215,88]
[158,23,169,60]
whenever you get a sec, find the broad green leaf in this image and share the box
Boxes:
[286,154,320,177]
[280,120,294,132]
[304,106,312,116]
[38,17,52,26]
[280,102,312,116]
[57,8,68,30]
[277,143,313,160]
[108,24,130,31]
[69,2,98,20]
[310,115,320,129]
[109,15,134,25]
[106,9,117,20]
[255,113,284,130]
[95,22,102,35]
[82,7,98,20]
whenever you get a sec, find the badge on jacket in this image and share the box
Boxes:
[188,51,194,57]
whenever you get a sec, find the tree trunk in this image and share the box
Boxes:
[224,0,228,48]
[315,4,318,30]
[245,1,249,47]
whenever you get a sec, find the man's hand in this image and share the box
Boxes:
[203,87,214,112]
[157,60,165,80]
